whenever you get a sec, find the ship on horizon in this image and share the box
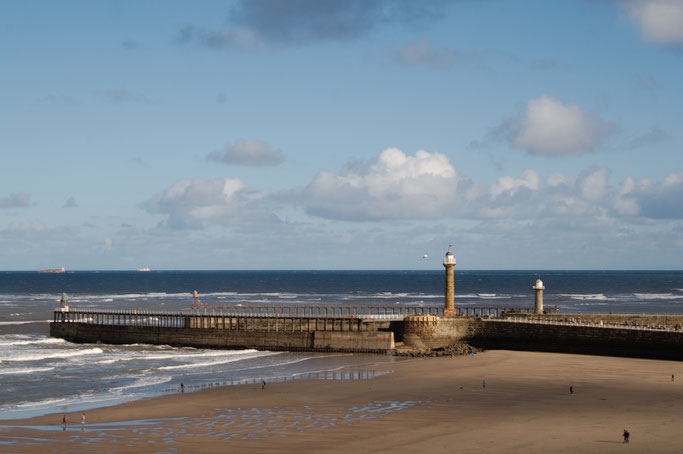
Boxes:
[38,267,65,274]
[137,267,151,272]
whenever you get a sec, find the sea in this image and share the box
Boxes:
[1,269,682,420]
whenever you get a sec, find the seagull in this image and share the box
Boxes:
[423,253,429,258]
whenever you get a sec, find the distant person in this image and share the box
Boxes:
[623,429,630,443]
[180,383,185,393]
[672,374,675,382]
[482,379,486,389]
[81,412,85,431]
[570,386,574,395]
[62,415,67,431]
[262,380,266,390]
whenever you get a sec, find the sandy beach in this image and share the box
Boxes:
[2,349,683,453]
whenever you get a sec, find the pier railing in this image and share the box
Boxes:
[52,304,531,325]
[497,316,683,333]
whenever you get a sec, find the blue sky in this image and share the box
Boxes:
[1,0,682,270]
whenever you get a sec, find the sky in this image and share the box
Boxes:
[1,0,682,271]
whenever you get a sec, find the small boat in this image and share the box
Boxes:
[137,267,151,272]
[38,267,65,274]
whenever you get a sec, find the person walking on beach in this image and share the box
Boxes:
[570,386,574,395]
[623,429,630,443]
[672,374,675,382]
[482,379,486,390]
[180,383,185,393]
[81,412,85,431]
[62,415,67,431]
[261,380,266,390]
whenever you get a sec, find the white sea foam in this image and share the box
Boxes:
[156,353,268,371]
[0,337,65,347]
[454,293,510,299]
[0,366,55,375]
[15,397,68,408]
[109,375,173,393]
[1,347,103,362]
[93,348,261,365]
[633,293,681,300]
[559,293,611,301]
[226,354,338,374]
[0,320,50,325]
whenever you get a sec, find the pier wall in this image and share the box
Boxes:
[468,320,683,360]
[50,321,394,353]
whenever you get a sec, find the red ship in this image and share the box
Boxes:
[38,267,66,274]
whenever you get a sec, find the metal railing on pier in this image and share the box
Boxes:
[53,305,530,322]
[496,316,683,333]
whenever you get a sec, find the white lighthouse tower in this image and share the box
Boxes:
[533,277,545,315]
[443,247,456,315]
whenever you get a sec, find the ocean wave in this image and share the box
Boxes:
[454,294,512,300]
[0,337,65,347]
[1,347,103,362]
[633,293,683,300]
[109,375,173,394]
[0,366,55,375]
[219,353,343,375]
[94,348,260,364]
[0,320,50,325]
[156,352,269,371]
[558,293,612,301]
[14,397,68,409]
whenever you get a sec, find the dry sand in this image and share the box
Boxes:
[2,350,683,453]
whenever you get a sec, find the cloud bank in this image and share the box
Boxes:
[304,148,463,221]
[140,178,275,228]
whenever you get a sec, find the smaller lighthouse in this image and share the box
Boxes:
[533,277,545,315]
[443,247,456,314]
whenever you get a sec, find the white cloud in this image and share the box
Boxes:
[490,170,540,199]
[304,147,462,221]
[615,171,683,218]
[579,168,609,202]
[206,139,284,166]
[622,0,683,45]
[512,95,614,156]
[140,178,274,228]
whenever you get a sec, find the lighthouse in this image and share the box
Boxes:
[443,248,456,314]
[533,277,545,315]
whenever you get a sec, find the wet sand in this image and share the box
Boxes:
[2,350,683,453]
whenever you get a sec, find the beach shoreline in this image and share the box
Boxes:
[2,350,683,453]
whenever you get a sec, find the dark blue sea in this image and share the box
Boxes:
[1,270,682,420]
